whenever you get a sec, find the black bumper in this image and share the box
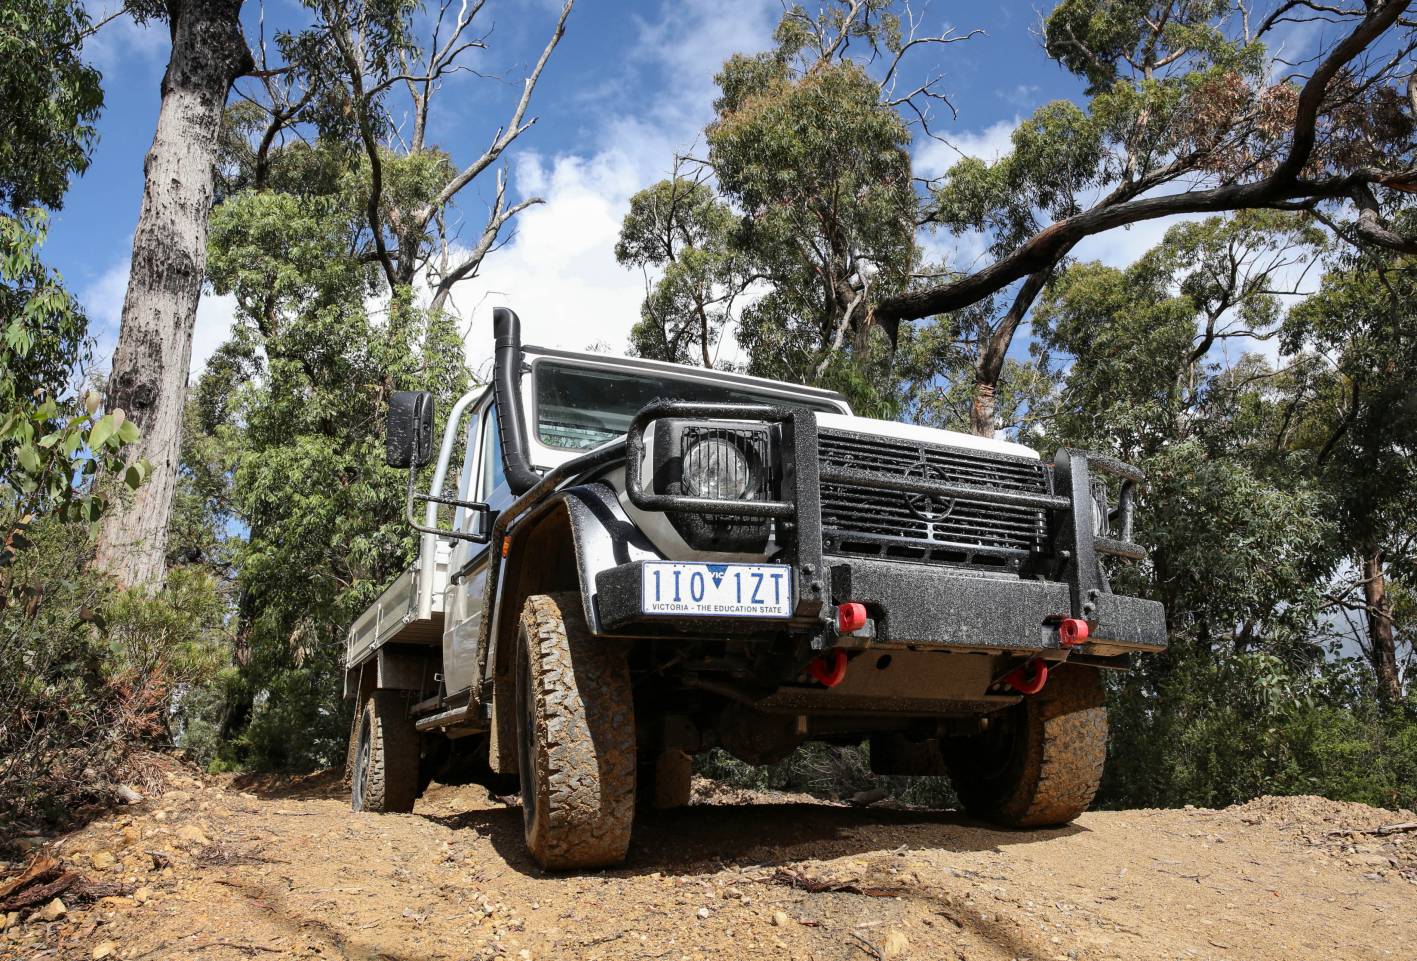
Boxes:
[595,556,1166,654]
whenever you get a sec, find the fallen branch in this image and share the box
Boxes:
[0,855,130,913]
[764,866,901,898]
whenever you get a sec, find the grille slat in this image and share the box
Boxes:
[817,428,1051,571]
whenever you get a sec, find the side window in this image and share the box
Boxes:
[479,404,508,503]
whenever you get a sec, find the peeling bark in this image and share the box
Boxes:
[94,0,252,588]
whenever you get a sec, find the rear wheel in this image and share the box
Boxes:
[515,593,636,870]
[350,690,420,814]
[943,664,1107,827]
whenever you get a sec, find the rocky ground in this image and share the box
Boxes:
[3,766,1414,961]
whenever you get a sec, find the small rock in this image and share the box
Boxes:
[33,898,66,923]
[1348,853,1394,868]
[771,911,790,927]
[1,912,18,932]
[881,929,910,959]
[91,851,116,870]
[696,907,711,919]
[176,825,210,846]
[93,941,119,959]
[133,887,152,905]
[115,785,144,804]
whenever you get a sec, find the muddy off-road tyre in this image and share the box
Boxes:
[640,749,693,812]
[351,690,420,814]
[944,664,1107,827]
[516,593,636,870]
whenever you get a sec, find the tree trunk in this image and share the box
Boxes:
[1361,548,1402,702]
[94,1,252,588]
[969,374,997,438]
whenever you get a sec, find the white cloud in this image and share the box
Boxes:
[81,6,167,80]
[440,0,780,373]
[914,117,1020,180]
[81,253,237,379]
[442,151,651,375]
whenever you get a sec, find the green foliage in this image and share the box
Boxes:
[0,523,229,823]
[1,0,140,575]
[1102,640,1417,811]
[711,54,916,406]
[615,177,747,366]
[1282,251,1417,559]
[1043,0,1233,94]
[0,0,103,212]
[1030,209,1414,810]
[197,133,471,771]
[618,3,919,412]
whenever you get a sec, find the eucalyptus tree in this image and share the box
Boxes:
[1281,243,1417,702]
[616,171,753,368]
[97,0,573,590]
[889,0,1415,434]
[190,0,573,764]
[1034,212,1333,647]
[625,0,1415,433]
[95,0,253,588]
[198,141,472,765]
[619,1,971,413]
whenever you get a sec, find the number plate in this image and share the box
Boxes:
[640,562,793,618]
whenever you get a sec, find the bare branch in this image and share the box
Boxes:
[429,169,542,312]
[414,0,573,229]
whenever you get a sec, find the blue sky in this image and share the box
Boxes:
[52,0,1111,377]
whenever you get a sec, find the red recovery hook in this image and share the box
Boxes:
[807,649,849,687]
[999,657,1049,695]
[1058,617,1090,647]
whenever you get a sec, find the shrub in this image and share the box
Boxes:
[697,741,958,809]
[0,522,230,827]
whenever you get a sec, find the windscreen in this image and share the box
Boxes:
[534,361,842,450]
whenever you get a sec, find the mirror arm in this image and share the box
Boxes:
[404,469,492,544]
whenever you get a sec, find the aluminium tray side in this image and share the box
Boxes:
[345,540,451,668]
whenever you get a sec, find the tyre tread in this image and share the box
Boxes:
[519,593,635,869]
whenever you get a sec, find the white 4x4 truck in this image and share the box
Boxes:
[345,308,1166,870]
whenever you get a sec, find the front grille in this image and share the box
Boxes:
[817,429,1052,570]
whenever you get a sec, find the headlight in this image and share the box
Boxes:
[649,420,774,552]
[683,436,753,501]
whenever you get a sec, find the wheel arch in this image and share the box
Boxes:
[487,482,659,772]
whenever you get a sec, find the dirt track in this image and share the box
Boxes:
[4,767,1415,961]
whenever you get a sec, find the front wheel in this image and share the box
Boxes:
[515,593,636,870]
[943,664,1107,827]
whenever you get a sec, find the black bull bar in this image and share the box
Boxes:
[605,401,1166,653]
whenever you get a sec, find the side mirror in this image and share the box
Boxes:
[386,391,435,468]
